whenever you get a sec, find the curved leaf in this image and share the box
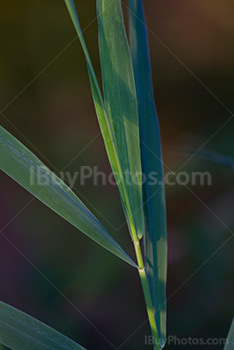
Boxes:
[64,1,129,236]
[0,301,86,350]
[128,0,167,347]
[64,0,144,241]
[0,126,137,268]
[96,0,144,240]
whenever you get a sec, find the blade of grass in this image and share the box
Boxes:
[0,126,137,268]
[96,0,144,240]
[0,301,86,350]
[128,1,167,348]
[225,317,234,350]
[64,0,143,242]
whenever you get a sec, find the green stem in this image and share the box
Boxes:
[134,240,160,350]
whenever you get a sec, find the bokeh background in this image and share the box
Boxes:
[0,0,234,349]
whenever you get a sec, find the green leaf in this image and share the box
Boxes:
[96,0,144,240]
[63,0,127,235]
[0,126,137,268]
[128,0,167,347]
[0,301,86,350]
[225,317,234,349]
[64,0,144,241]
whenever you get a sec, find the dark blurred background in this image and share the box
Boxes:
[0,0,234,349]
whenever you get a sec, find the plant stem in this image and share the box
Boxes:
[134,240,160,350]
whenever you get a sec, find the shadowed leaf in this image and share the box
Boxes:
[0,126,137,268]
[96,0,144,240]
[0,301,86,350]
[128,1,167,347]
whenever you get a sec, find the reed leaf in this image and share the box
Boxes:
[128,1,167,347]
[0,126,137,268]
[96,0,144,240]
[64,0,133,236]
[0,301,86,350]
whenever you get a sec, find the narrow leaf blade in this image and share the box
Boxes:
[0,126,137,268]
[97,0,144,240]
[64,0,143,241]
[0,301,86,350]
[128,0,167,347]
